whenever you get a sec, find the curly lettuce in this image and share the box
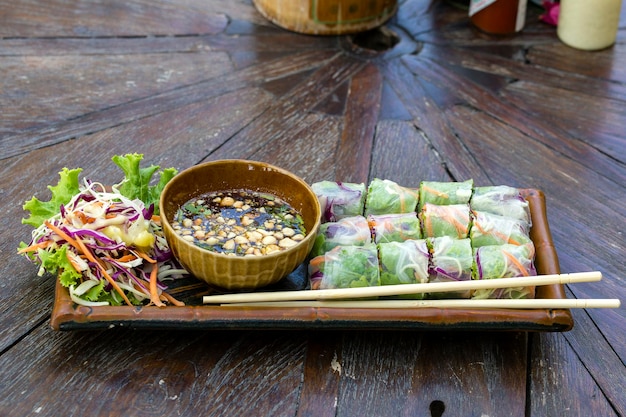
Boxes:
[112,153,177,215]
[21,167,82,228]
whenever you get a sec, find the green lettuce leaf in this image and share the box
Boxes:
[112,153,177,214]
[84,280,105,302]
[37,245,82,287]
[21,167,82,227]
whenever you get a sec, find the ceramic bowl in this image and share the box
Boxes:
[159,159,321,290]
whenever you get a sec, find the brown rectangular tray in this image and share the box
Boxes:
[50,189,574,331]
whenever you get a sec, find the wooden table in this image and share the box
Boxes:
[1,1,624,416]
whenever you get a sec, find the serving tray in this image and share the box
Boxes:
[50,189,574,331]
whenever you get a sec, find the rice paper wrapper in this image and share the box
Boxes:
[418,179,473,209]
[311,181,366,223]
[429,237,473,298]
[364,178,419,216]
[472,243,537,299]
[420,203,470,238]
[308,244,380,290]
[470,210,532,248]
[470,185,531,224]
[379,240,429,299]
[310,215,372,258]
[368,212,421,243]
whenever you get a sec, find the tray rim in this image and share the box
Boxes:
[50,188,574,332]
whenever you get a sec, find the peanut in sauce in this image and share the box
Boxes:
[172,190,306,256]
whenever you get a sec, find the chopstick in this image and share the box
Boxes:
[203,271,602,305]
[217,298,621,309]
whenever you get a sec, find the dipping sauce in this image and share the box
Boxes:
[172,190,306,256]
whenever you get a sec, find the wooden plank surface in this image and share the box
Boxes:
[0,1,624,416]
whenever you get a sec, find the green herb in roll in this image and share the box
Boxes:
[379,239,429,299]
[308,244,380,290]
[470,210,532,248]
[368,212,421,243]
[364,178,419,216]
[418,179,473,210]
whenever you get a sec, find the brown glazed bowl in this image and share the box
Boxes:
[159,160,321,290]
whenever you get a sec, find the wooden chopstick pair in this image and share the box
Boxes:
[202,271,621,309]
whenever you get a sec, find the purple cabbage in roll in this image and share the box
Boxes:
[470,185,531,224]
[472,243,537,299]
[429,236,473,298]
[311,181,366,223]
[310,215,372,258]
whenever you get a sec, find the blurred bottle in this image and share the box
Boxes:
[469,0,528,35]
[557,0,623,50]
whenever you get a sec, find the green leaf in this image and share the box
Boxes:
[21,168,82,227]
[38,246,82,287]
[84,280,105,302]
[112,153,177,215]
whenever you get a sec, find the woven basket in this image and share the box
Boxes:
[253,0,398,35]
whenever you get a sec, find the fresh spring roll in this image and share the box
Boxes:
[379,240,430,299]
[429,236,473,298]
[310,215,372,258]
[311,181,366,223]
[470,210,532,248]
[309,244,380,290]
[364,178,419,216]
[418,179,473,210]
[420,203,471,239]
[368,212,422,243]
[470,185,531,224]
[472,243,537,299]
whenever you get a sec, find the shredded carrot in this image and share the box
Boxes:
[17,240,52,254]
[75,238,133,306]
[149,264,165,307]
[308,255,325,267]
[502,250,530,276]
[448,208,469,238]
[74,211,87,224]
[44,220,133,306]
[432,206,468,238]
[473,217,521,245]
[115,253,137,263]
[424,215,433,237]
[44,220,79,247]
[134,250,157,264]
[151,215,161,223]
[74,211,97,224]
[160,291,185,307]
[65,250,82,272]
[399,189,419,213]
[421,185,448,199]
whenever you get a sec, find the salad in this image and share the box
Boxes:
[17,153,188,307]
